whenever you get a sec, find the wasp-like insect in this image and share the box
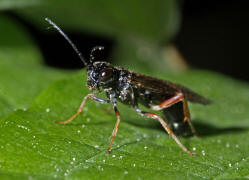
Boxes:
[46,18,210,156]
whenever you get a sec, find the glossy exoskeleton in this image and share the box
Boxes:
[46,18,210,156]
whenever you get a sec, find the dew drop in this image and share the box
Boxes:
[112,155,116,158]
[124,171,128,175]
[133,164,136,167]
[144,146,148,150]
[119,155,123,159]
[94,145,99,148]
[228,163,232,167]
[192,147,196,151]
[46,108,50,113]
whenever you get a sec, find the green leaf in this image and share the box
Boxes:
[0,15,75,119]
[0,70,248,179]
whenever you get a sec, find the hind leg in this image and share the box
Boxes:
[151,93,198,136]
[134,105,196,155]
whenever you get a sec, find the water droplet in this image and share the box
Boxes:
[73,157,76,161]
[33,136,36,138]
[235,144,239,148]
[124,171,128,175]
[144,146,148,150]
[46,108,50,113]
[112,155,116,158]
[17,125,30,131]
[77,130,81,134]
[226,143,230,148]
[82,124,85,128]
[228,163,232,167]
[136,138,140,142]
[192,147,196,151]
[201,150,206,156]
[103,160,106,163]
[133,164,136,167]
[119,155,123,159]
[86,118,90,122]
[94,145,99,148]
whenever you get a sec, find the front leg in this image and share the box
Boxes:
[55,93,110,124]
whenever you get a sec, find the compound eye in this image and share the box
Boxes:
[99,68,113,82]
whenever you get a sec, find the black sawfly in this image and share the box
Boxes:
[45,18,210,156]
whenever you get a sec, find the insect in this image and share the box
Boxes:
[45,18,210,156]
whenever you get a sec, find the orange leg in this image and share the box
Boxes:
[152,93,198,136]
[55,93,110,124]
[107,106,121,153]
[145,112,196,156]
[182,97,198,136]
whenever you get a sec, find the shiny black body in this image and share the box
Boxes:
[45,18,210,155]
[87,61,210,135]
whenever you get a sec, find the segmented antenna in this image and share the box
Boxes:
[45,17,88,66]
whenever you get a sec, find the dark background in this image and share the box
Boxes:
[5,0,249,82]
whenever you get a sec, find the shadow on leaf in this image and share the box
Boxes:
[124,118,248,137]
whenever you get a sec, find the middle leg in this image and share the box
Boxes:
[106,105,121,154]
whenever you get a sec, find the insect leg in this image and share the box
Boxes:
[152,93,198,136]
[134,105,196,156]
[55,93,110,124]
[107,104,121,154]
[182,97,198,136]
